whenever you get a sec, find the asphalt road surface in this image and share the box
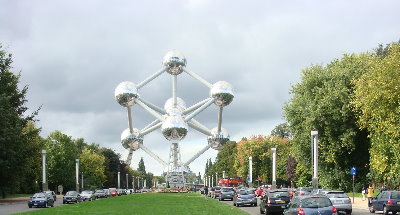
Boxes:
[0,196,69,215]
[214,197,375,215]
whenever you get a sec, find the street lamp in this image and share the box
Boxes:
[126,173,128,189]
[271,148,277,189]
[118,171,121,189]
[41,150,48,191]
[249,156,253,187]
[75,159,80,192]
[311,130,319,189]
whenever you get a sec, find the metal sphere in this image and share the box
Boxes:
[164,97,186,116]
[161,115,188,141]
[162,50,187,75]
[120,128,142,151]
[207,127,230,150]
[210,81,234,107]
[114,81,139,107]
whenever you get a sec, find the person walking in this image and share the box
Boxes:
[367,184,374,207]
[362,186,366,201]
[204,186,209,200]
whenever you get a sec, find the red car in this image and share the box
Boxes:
[109,188,118,197]
[254,187,264,197]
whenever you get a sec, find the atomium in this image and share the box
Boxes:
[114,50,234,188]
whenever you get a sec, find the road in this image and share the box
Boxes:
[0,195,71,215]
[214,197,375,215]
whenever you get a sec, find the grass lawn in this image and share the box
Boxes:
[16,193,249,215]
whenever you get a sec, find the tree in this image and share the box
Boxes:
[213,141,238,178]
[99,148,120,188]
[284,53,371,190]
[80,148,106,190]
[0,45,40,197]
[271,122,292,139]
[352,42,400,186]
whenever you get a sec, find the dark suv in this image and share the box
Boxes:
[369,190,400,215]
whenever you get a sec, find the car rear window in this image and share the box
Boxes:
[301,197,332,208]
[391,192,400,199]
[270,191,290,198]
[222,188,233,192]
[326,192,348,198]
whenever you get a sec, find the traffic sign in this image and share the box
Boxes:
[350,167,356,176]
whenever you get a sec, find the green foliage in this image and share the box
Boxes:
[0,45,40,197]
[80,148,106,189]
[213,141,238,178]
[352,42,400,187]
[99,148,120,188]
[271,122,292,139]
[284,53,371,191]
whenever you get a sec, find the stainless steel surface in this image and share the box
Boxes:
[120,128,142,150]
[207,127,229,150]
[210,81,234,106]
[115,81,139,107]
[163,50,186,75]
[161,115,188,141]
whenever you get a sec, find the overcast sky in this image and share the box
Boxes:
[1,0,399,177]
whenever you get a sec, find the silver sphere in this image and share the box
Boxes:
[115,81,139,107]
[121,128,142,151]
[210,81,234,107]
[207,127,230,150]
[161,115,188,141]
[162,50,187,75]
[164,97,186,115]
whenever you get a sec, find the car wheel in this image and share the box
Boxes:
[28,205,32,208]
[383,206,389,215]
[369,206,375,213]
[392,212,397,215]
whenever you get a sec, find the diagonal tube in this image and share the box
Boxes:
[188,120,212,136]
[183,143,212,166]
[183,69,213,89]
[139,144,168,167]
[126,149,133,165]
[136,99,165,121]
[140,122,163,136]
[184,98,215,122]
[137,68,167,89]
[184,98,212,115]
[138,98,166,114]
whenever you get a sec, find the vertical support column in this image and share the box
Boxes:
[311,130,319,189]
[172,75,177,105]
[137,177,140,189]
[144,178,147,188]
[118,172,121,189]
[223,171,225,178]
[249,156,253,187]
[217,106,223,133]
[132,176,135,189]
[41,150,48,191]
[75,159,80,192]
[208,176,210,187]
[271,148,277,189]
[211,176,214,187]
[81,173,83,190]
[127,107,133,133]
[215,172,218,186]
[126,174,129,189]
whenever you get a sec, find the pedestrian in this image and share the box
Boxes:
[367,184,374,207]
[204,186,209,200]
[362,186,366,201]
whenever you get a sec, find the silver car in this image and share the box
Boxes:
[323,191,352,214]
[80,190,95,201]
[219,187,235,201]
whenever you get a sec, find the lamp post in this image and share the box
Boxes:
[271,148,277,189]
[75,159,80,192]
[215,172,218,186]
[223,171,225,178]
[81,172,84,190]
[132,176,135,190]
[41,150,48,191]
[126,173,129,189]
[249,156,253,187]
[118,171,121,189]
[311,130,319,189]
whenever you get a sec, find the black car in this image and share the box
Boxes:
[63,191,82,204]
[369,190,400,215]
[260,189,291,214]
[28,192,55,208]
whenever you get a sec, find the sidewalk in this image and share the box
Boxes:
[351,196,368,210]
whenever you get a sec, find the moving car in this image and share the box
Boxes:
[219,187,235,201]
[283,195,338,215]
[63,191,82,204]
[80,190,95,201]
[260,189,291,214]
[213,186,222,198]
[255,187,264,197]
[44,190,57,201]
[28,192,55,208]
[233,189,257,207]
[369,190,400,215]
[323,190,352,214]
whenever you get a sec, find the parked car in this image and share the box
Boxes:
[283,195,338,215]
[233,189,257,207]
[80,190,95,201]
[369,190,400,215]
[63,191,82,204]
[44,190,57,201]
[213,186,222,199]
[219,187,235,201]
[260,189,291,214]
[103,189,111,198]
[323,190,352,214]
[94,189,106,199]
[28,192,54,208]
[109,188,118,197]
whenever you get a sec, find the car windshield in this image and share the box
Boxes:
[391,192,400,199]
[270,191,289,198]
[66,191,77,196]
[33,193,46,198]
[301,197,332,208]
[238,190,250,195]
[326,192,348,198]
[222,188,233,192]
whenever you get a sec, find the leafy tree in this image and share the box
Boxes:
[99,148,120,188]
[80,148,106,190]
[284,53,371,190]
[213,141,238,179]
[271,123,292,139]
[352,42,400,187]
[0,45,40,197]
